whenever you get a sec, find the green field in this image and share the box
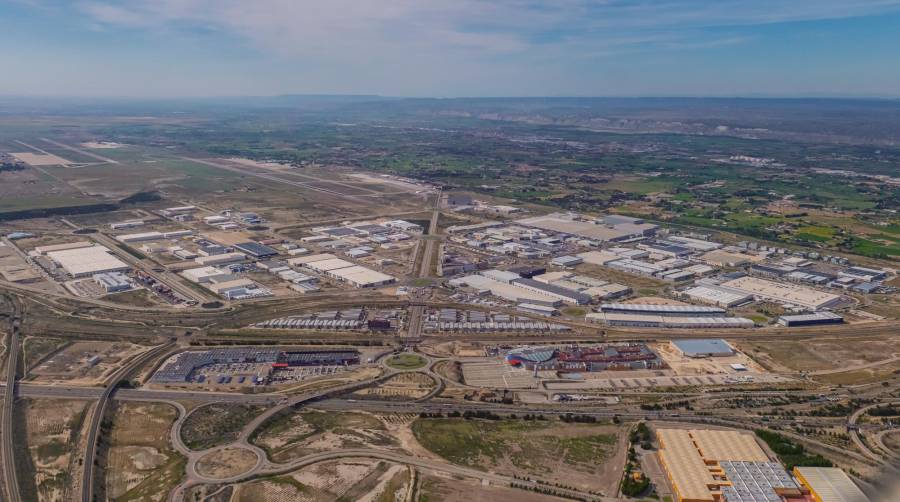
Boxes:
[385,353,427,370]
[412,418,618,474]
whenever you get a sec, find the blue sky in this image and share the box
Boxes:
[2,0,900,98]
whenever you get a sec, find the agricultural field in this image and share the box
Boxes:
[180,403,265,451]
[104,402,185,502]
[412,417,625,493]
[253,410,396,463]
[19,398,89,502]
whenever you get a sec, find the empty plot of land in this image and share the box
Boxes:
[462,361,538,389]
[738,336,900,373]
[195,447,258,480]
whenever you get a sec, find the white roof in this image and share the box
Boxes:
[307,258,355,272]
[330,265,395,285]
[47,245,129,276]
[287,253,336,265]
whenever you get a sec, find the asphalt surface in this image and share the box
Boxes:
[80,342,175,502]
[1,310,22,502]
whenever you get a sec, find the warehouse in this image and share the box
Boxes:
[605,258,667,276]
[511,278,591,304]
[667,236,722,252]
[551,255,583,267]
[777,312,844,327]
[793,467,870,502]
[671,339,735,358]
[306,257,356,273]
[700,249,751,267]
[181,266,231,284]
[516,212,657,242]
[682,285,753,308]
[287,253,336,265]
[329,265,396,288]
[233,241,279,258]
[115,231,164,243]
[93,272,132,292]
[46,245,129,278]
[719,276,843,310]
[599,303,727,317]
[450,274,562,304]
[576,250,620,265]
[33,240,94,255]
[586,313,753,328]
[657,428,795,502]
[195,252,247,266]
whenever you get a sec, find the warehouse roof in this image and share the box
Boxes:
[330,265,395,286]
[600,303,726,314]
[287,253,337,265]
[720,276,843,310]
[307,258,355,272]
[793,467,870,502]
[46,245,129,276]
[672,339,736,357]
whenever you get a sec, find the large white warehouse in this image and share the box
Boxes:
[46,245,129,278]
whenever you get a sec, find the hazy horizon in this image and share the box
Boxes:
[3,1,900,98]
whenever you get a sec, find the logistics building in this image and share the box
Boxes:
[599,303,727,317]
[657,428,799,502]
[792,467,869,502]
[683,285,753,308]
[93,272,132,292]
[46,245,129,278]
[719,276,843,311]
[33,241,94,255]
[671,339,736,358]
[587,312,754,329]
[777,312,844,327]
[516,213,657,242]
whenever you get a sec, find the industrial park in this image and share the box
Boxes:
[1,31,899,502]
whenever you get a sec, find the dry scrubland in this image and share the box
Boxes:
[180,403,265,451]
[234,460,411,502]
[412,418,624,492]
[105,402,184,502]
[253,410,396,463]
[21,398,89,502]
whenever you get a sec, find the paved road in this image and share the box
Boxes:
[848,400,900,470]
[1,300,22,502]
[81,342,175,502]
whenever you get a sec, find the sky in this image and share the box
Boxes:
[2,0,900,98]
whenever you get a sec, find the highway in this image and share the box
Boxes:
[80,342,175,502]
[1,297,22,502]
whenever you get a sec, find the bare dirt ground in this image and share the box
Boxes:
[418,473,568,501]
[254,410,397,463]
[195,447,259,479]
[29,340,149,385]
[105,402,184,501]
[654,341,767,375]
[234,459,404,502]
[22,398,90,502]
[353,372,436,400]
[736,335,900,373]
